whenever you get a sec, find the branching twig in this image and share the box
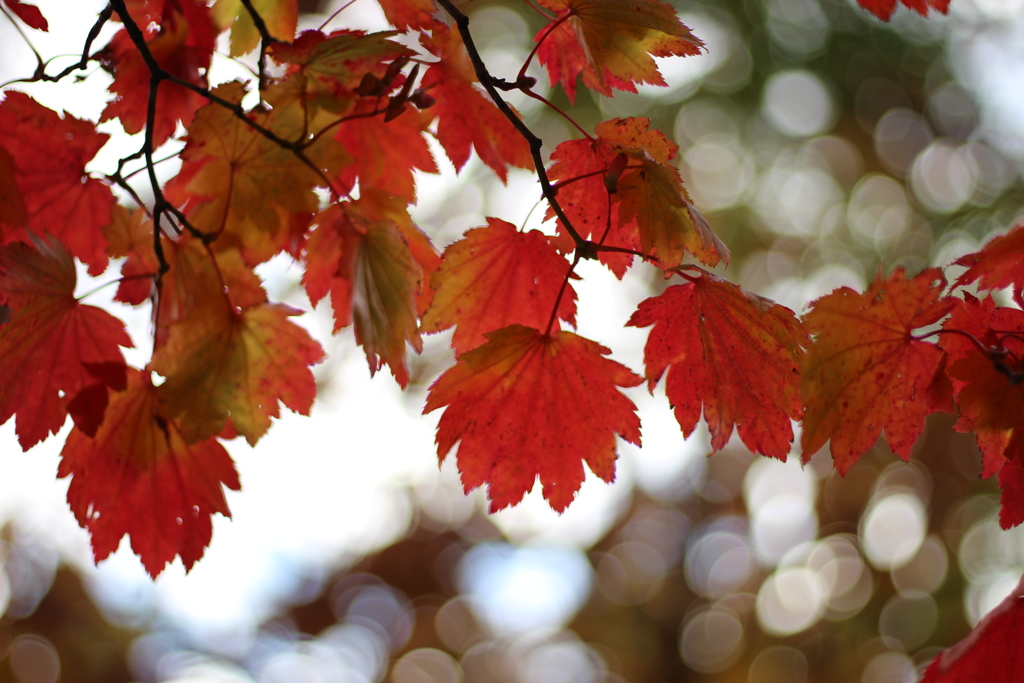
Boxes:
[1,3,112,86]
[434,0,587,250]
[107,0,344,226]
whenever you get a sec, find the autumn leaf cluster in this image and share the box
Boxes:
[0,0,1015,610]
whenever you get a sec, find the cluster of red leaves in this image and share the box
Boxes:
[0,0,991,558]
[1,0,1021,675]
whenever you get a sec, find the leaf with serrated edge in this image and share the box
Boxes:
[421,218,577,355]
[800,268,954,473]
[628,271,807,459]
[536,0,703,103]
[59,370,240,578]
[0,234,132,448]
[425,326,642,512]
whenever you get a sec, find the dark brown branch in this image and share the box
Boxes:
[433,0,587,251]
[46,4,113,81]
[107,0,343,222]
[238,0,279,92]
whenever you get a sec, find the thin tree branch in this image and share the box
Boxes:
[238,0,279,91]
[434,0,588,250]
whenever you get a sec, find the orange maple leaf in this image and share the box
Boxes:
[420,24,533,182]
[213,0,297,56]
[0,234,132,448]
[800,268,954,473]
[939,295,1024,528]
[535,0,703,103]
[151,294,324,444]
[421,218,577,355]
[0,93,114,274]
[166,82,350,264]
[268,29,412,118]
[105,214,267,348]
[424,326,642,512]
[59,370,240,578]
[628,270,807,459]
[546,117,728,272]
[303,194,436,386]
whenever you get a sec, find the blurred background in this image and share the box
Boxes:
[2,0,1024,681]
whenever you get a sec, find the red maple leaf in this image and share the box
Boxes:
[535,0,703,103]
[921,571,1024,682]
[0,144,27,226]
[0,93,114,274]
[628,269,807,459]
[856,0,950,21]
[100,0,216,149]
[0,234,132,448]
[424,326,642,512]
[546,117,728,273]
[939,294,1024,528]
[59,370,240,578]
[375,0,440,30]
[800,268,954,473]
[303,193,435,386]
[545,129,638,277]
[420,24,533,182]
[334,101,437,203]
[420,218,577,355]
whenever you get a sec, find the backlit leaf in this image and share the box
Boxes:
[375,0,439,30]
[535,0,703,103]
[268,30,411,117]
[0,234,132,448]
[100,0,215,148]
[421,218,577,355]
[424,326,642,512]
[0,92,114,274]
[213,0,297,55]
[938,294,1024,528]
[2,0,47,30]
[167,82,350,264]
[302,195,429,387]
[801,268,954,473]
[334,100,437,203]
[856,0,949,21]
[921,571,1024,682]
[955,222,1024,304]
[420,24,533,182]
[628,270,807,459]
[0,144,26,226]
[59,370,240,578]
[546,117,728,272]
